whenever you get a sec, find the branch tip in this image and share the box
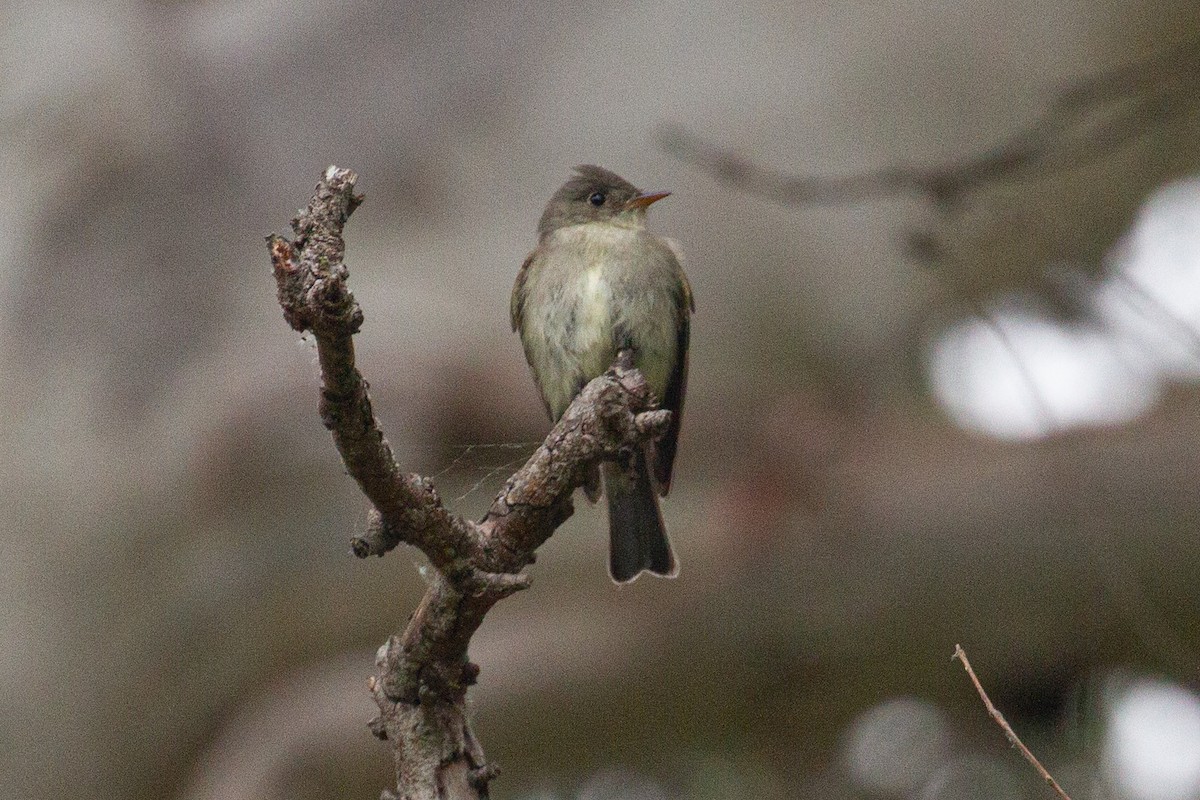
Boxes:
[636,409,672,439]
[351,508,406,558]
[470,763,501,791]
[368,714,388,740]
[465,568,531,599]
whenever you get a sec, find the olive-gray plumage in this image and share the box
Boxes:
[512,165,692,582]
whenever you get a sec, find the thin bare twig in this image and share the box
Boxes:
[952,644,1073,800]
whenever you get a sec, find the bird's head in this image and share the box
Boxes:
[538,165,669,237]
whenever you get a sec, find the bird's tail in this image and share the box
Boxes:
[603,453,678,583]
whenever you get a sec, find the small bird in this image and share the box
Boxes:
[511,165,693,582]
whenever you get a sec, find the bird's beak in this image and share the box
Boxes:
[624,191,671,211]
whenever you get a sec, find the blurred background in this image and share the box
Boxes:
[4,2,1200,798]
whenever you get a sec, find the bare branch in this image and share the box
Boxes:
[269,166,668,799]
[269,167,471,571]
[662,37,1200,207]
[953,645,1073,800]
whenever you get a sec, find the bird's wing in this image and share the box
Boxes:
[510,250,535,332]
[512,250,555,421]
[651,253,693,496]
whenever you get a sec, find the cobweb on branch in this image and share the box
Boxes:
[431,442,542,503]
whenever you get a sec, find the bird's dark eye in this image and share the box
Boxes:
[588,191,606,207]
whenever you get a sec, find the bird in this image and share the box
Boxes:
[511,165,693,582]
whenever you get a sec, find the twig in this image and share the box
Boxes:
[952,645,1073,800]
[269,166,670,800]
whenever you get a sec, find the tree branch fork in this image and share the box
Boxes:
[269,166,669,799]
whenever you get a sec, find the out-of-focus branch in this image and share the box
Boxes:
[268,167,668,800]
[664,38,1200,413]
[662,37,1200,207]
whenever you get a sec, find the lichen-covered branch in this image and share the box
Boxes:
[269,166,667,800]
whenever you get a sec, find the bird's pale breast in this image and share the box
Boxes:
[522,222,681,419]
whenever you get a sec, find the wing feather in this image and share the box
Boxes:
[512,251,555,420]
[651,257,692,495]
[510,250,534,331]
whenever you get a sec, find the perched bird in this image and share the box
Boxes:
[511,165,693,582]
